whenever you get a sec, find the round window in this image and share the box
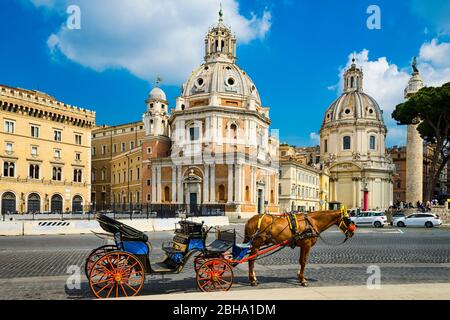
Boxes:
[327,113,330,119]
[369,108,374,114]
[196,78,204,86]
[227,77,235,86]
[345,109,351,114]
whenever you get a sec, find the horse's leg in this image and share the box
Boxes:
[248,247,259,286]
[298,242,311,287]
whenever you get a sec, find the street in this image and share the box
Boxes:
[0,224,449,299]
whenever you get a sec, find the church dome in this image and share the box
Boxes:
[148,87,167,101]
[182,61,261,105]
[321,60,385,128]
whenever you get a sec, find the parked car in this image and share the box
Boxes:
[351,211,387,228]
[394,213,442,228]
[390,212,405,225]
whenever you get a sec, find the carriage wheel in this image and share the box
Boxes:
[193,254,206,272]
[196,258,233,292]
[84,245,117,279]
[89,251,145,299]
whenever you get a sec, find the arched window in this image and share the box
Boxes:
[230,123,237,139]
[350,76,354,88]
[29,164,39,179]
[3,162,15,177]
[369,135,376,150]
[343,136,351,150]
[164,186,171,202]
[52,167,62,181]
[245,186,250,202]
[218,184,226,202]
[1,192,16,215]
[50,194,63,214]
[73,169,82,183]
[72,195,83,213]
[270,190,274,204]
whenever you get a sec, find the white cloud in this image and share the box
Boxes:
[26,0,272,84]
[309,132,320,143]
[331,39,450,146]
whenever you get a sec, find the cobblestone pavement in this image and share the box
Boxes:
[0,225,449,299]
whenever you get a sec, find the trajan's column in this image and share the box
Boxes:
[404,57,424,204]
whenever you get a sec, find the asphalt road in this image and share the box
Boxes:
[0,224,449,299]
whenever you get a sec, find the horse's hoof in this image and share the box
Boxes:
[300,282,309,287]
[250,281,259,287]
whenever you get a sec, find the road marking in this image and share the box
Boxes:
[326,228,403,234]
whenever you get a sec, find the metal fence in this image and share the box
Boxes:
[1,203,226,221]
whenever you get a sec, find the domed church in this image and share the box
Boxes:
[319,59,394,210]
[140,10,279,217]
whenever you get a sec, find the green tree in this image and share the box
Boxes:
[392,82,450,202]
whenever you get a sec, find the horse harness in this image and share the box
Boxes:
[254,213,319,249]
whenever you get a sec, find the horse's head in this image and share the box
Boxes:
[337,207,356,239]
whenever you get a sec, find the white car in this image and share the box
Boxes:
[394,213,442,228]
[351,211,387,228]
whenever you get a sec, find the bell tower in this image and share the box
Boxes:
[204,7,237,63]
[343,57,364,93]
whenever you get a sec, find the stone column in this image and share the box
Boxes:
[151,167,156,203]
[203,164,209,203]
[156,166,162,203]
[209,164,215,203]
[406,124,423,203]
[171,166,177,203]
[228,164,233,202]
[235,164,242,202]
[177,166,183,203]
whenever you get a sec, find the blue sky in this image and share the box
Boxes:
[1,0,449,147]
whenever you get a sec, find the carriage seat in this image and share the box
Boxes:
[205,229,235,254]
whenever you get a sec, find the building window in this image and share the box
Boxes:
[54,149,61,159]
[117,172,121,183]
[101,169,106,181]
[4,120,15,133]
[343,136,351,150]
[130,141,134,149]
[218,184,226,201]
[52,167,62,181]
[75,134,82,145]
[147,194,151,201]
[5,142,13,153]
[129,169,133,181]
[137,168,140,180]
[3,162,15,177]
[75,153,81,161]
[164,186,170,202]
[369,135,376,150]
[29,164,40,179]
[54,130,62,142]
[30,125,39,138]
[189,127,199,141]
[31,146,38,156]
[245,186,250,202]
[147,147,152,154]
[121,142,126,152]
[113,144,117,153]
[102,145,106,155]
[147,179,150,186]
[73,169,82,183]
[324,139,328,153]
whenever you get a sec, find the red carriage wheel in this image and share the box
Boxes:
[84,245,117,279]
[89,251,145,299]
[196,258,234,292]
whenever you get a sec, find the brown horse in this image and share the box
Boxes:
[244,210,356,287]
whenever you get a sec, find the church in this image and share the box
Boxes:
[319,59,395,211]
[137,11,280,217]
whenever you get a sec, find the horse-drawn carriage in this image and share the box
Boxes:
[85,208,356,299]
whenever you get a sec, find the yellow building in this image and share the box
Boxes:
[91,122,145,209]
[0,84,95,214]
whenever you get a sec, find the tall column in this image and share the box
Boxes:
[228,164,233,202]
[203,164,209,203]
[251,167,256,203]
[406,124,423,203]
[151,167,156,203]
[171,166,177,203]
[209,165,216,203]
[177,166,183,203]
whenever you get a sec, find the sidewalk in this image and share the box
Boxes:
[127,283,450,300]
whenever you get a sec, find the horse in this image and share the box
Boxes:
[244,209,356,287]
